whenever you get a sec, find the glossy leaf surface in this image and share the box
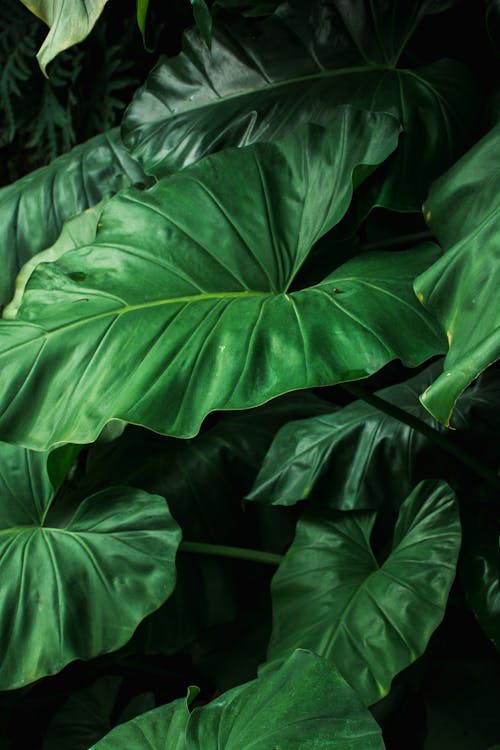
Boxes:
[91,650,385,749]
[0,114,444,450]
[0,129,147,307]
[248,361,499,509]
[123,0,475,209]
[0,441,181,689]
[266,480,461,705]
[20,0,109,75]
[415,122,500,424]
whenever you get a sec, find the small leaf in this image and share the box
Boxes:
[20,0,110,76]
[265,480,461,705]
[191,0,212,47]
[90,650,385,749]
[415,121,500,425]
[136,0,150,46]
[0,441,181,690]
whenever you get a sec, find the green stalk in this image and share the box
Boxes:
[342,382,500,493]
[179,540,283,566]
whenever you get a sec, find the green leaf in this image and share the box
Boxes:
[123,0,476,209]
[136,0,150,45]
[0,128,148,307]
[190,0,212,47]
[415,122,500,425]
[90,650,385,749]
[265,480,461,705]
[248,364,441,509]
[461,511,500,651]
[20,0,110,75]
[0,440,181,690]
[0,113,444,451]
[248,361,500,509]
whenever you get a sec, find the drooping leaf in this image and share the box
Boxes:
[123,0,476,210]
[0,440,181,690]
[136,0,150,45]
[415,122,500,425]
[90,650,385,749]
[20,0,110,76]
[0,128,147,307]
[461,511,500,651]
[248,361,500,509]
[265,480,461,705]
[0,113,444,451]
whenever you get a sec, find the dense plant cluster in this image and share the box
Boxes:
[0,1,499,748]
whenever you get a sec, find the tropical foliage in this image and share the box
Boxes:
[0,1,498,748]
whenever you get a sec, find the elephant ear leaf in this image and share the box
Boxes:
[0,440,181,690]
[0,111,444,450]
[20,0,110,75]
[123,0,476,210]
[90,650,385,749]
[415,121,500,425]
[265,480,461,705]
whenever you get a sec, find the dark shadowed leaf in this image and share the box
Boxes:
[0,129,147,307]
[248,361,500,509]
[415,122,500,424]
[265,480,461,705]
[461,511,500,651]
[123,0,475,210]
[0,441,181,690]
[90,650,385,749]
[0,113,444,451]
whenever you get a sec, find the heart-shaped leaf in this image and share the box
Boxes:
[265,480,461,705]
[0,128,147,307]
[415,121,500,424]
[0,440,181,690]
[123,0,476,209]
[20,0,110,75]
[90,650,385,749]
[0,112,444,451]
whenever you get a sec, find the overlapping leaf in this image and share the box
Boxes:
[123,0,475,209]
[90,650,385,749]
[0,440,181,690]
[20,0,110,75]
[415,122,500,424]
[0,128,147,307]
[265,480,461,705]
[248,361,500,509]
[0,113,444,451]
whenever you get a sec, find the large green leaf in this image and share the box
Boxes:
[20,0,109,75]
[123,0,475,210]
[265,480,461,705]
[414,122,500,425]
[90,650,385,749]
[0,113,444,451]
[0,440,181,690]
[248,362,500,509]
[0,128,147,307]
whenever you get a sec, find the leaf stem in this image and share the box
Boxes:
[179,541,283,566]
[342,382,500,493]
[359,230,434,252]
